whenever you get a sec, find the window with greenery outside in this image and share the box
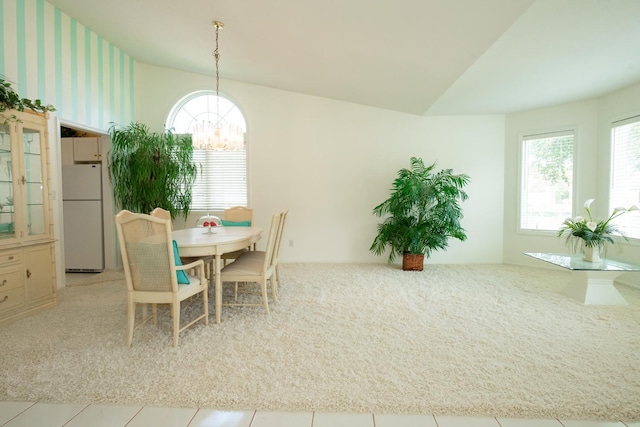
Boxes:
[520,131,574,231]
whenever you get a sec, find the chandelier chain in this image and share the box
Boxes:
[213,21,223,123]
[191,20,244,151]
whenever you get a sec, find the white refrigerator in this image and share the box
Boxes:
[62,164,104,272]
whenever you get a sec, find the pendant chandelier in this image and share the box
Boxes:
[191,20,245,151]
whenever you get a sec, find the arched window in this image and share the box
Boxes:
[167,91,247,211]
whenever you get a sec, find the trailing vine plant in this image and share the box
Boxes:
[108,122,197,220]
[0,77,56,124]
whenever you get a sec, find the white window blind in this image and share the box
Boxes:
[191,150,247,211]
[610,116,640,239]
[520,130,574,231]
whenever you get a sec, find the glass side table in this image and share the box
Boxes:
[524,252,640,305]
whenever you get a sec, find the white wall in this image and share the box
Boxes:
[135,64,506,265]
[504,82,640,286]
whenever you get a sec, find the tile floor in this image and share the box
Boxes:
[3,274,632,426]
[0,402,638,427]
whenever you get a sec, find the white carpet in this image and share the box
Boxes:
[1,263,639,421]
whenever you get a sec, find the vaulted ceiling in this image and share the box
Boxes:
[46,0,640,115]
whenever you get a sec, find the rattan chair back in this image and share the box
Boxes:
[116,210,176,293]
[223,206,253,223]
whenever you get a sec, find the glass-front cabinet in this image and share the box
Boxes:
[0,123,16,240]
[0,112,49,244]
[0,109,55,325]
[23,124,47,238]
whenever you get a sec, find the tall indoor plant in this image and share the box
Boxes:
[108,122,197,219]
[370,157,470,271]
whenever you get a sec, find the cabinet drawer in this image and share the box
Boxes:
[0,267,24,291]
[0,287,26,313]
[0,252,20,266]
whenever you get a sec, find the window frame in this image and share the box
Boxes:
[166,90,249,213]
[517,128,577,234]
[609,114,640,241]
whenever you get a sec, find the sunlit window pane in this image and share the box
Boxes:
[167,91,247,211]
[611,117,640,239]
[520,131,574,231]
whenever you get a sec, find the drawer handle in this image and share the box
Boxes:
[0,296,8,303]
[0,280,6,287]
[26,269,31,278]
[8,256,14,260]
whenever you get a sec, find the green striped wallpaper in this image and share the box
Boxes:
[0,0,134,131]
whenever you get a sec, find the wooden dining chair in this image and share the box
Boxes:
[150,207,214,281]
[115,210,209,347]
[219,213,280,314]
[222,206,253,225]
[238,209,288,301]
[221,206,254,265]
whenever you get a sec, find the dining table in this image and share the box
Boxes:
[172,225,262,324]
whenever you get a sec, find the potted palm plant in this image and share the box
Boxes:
[108,122,197,219]
[370,157,470,271]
